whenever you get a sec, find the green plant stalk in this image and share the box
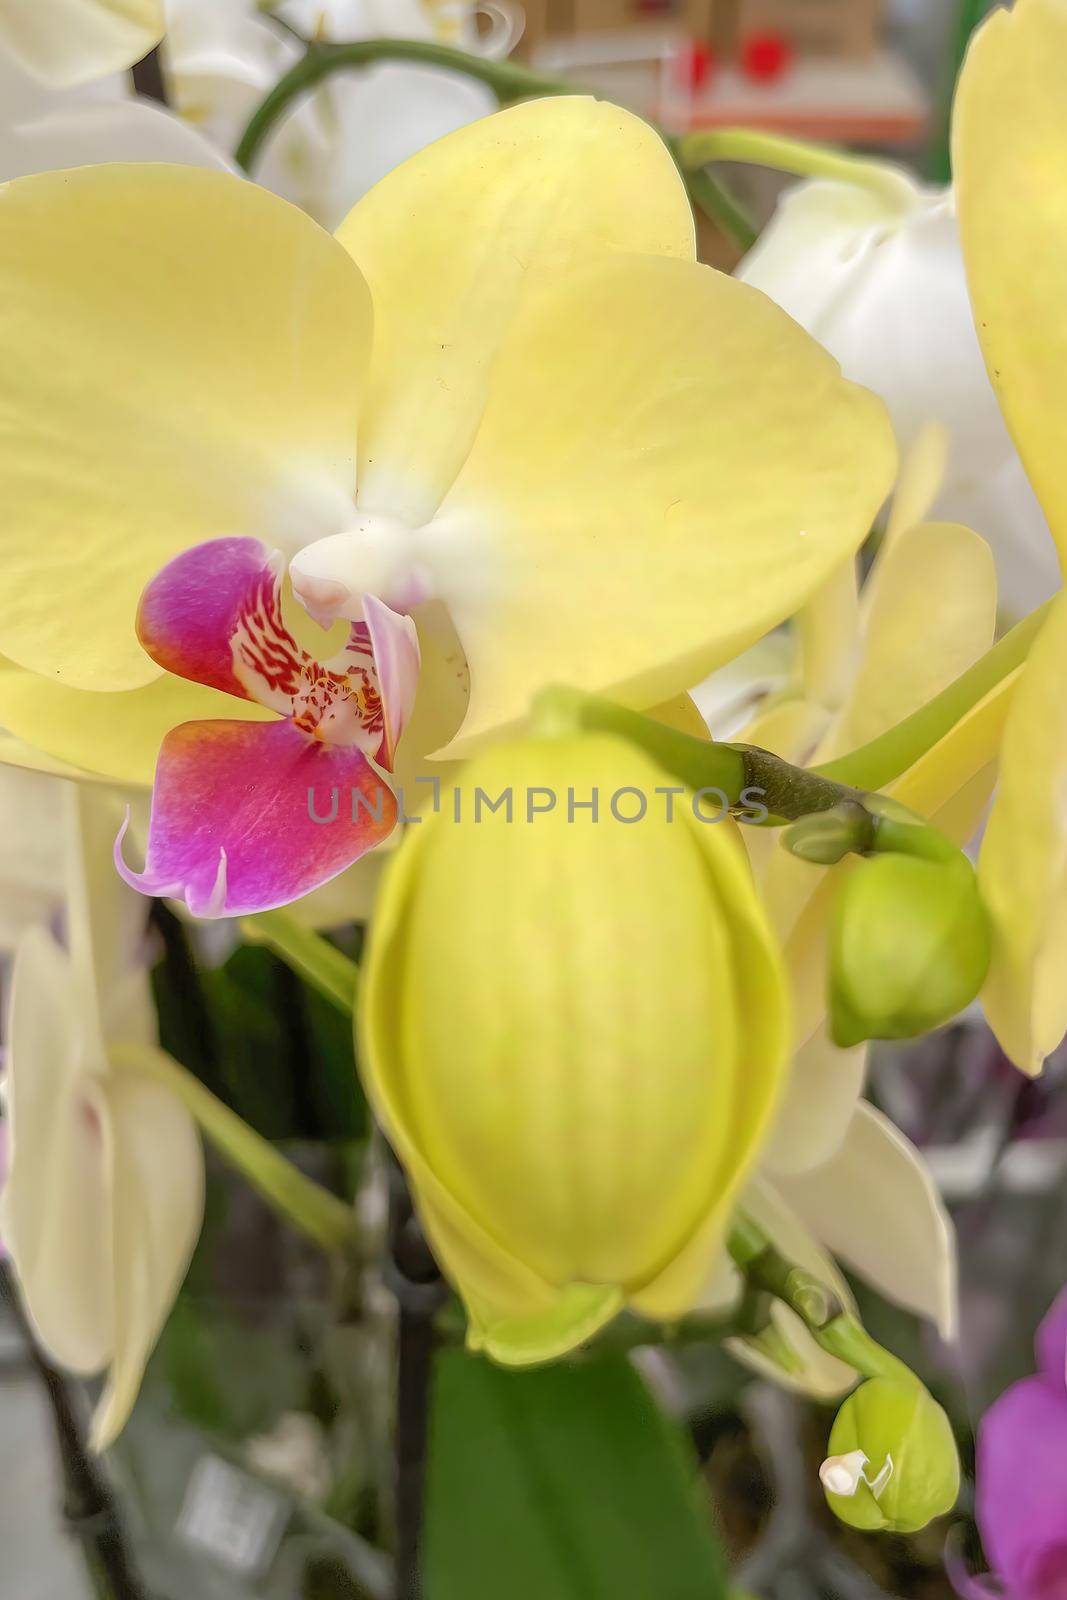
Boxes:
[114,1044,355,1255]
[728,1213,910,1383]
[241,909,358,1015]
[678,126,914,210]
[234,37,756,248]
[818,598,1051,791]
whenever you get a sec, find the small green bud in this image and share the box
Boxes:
[829,852,991,1046]
[820,1377,960,1533]
[783,800,873,865]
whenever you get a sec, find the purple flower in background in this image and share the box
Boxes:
[975,1288,1067,1599]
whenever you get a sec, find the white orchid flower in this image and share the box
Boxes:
[164,0,498,227]
[0,0,164,87]
[740,173,1062,617]
[0,786,204,1449]
[0,29,230,184]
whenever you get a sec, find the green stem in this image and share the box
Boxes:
[234,38,755,249]
[678,126,914,209]
[817,597,1052,791]
[114,1045,355,1255]
[680,164,758,251]
[240,909,358,1016]
[532,685,747,797]
[728,1213,910,1383]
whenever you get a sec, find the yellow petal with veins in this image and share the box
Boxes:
[0,164,371,689]
[979,592,1067,1075]
[0,0,163,86]
[953,0,1067,562]
[335,96,695,526]
[436,253,895,751]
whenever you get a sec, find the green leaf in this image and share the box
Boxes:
[425,1351,728,1600]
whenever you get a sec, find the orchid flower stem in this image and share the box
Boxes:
[114,1045,356,1256]
[728,1213,910,1384]
[233,37,756,248]
[240,910,358,1016]
[818,596,1053,791]
[677,127,914,209]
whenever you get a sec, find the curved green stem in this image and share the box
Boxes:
[236,37,568,171]
[240,909,358,1016]
[817,597,1052,791]
[678,126,915,210]
[114,1045,355,1255]
[234,37,756,247]
[728,1213,910,1383]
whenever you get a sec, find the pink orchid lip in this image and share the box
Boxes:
[118,536,420,918]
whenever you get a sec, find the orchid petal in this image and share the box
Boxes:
[977,1375,1067,1600]
[116,717,396,917]
[2,96,233,182]
[0,656,274,788]
[90,1060,204,1450]
[335,96,695,526]
[979,591,1067,1075]
[1035,1287,1067,1396]
[0,765,65,952]
[881,422,950,551]
[435,253,895,749]
[307,62,496,231]
[816,521,997,762]
[0,0,163,87]
[362,595,421,767]
[762,1025,867,1180]
[137,536,288,703]
[954,0,1067,563]
[1,927,114,1372]
[741,177,1012,485]
[779,1102,957,1340]
[138,535,410,763]
[0,164,372,689]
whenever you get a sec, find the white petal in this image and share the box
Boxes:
[0,0,164,88]
[91,1061,204,1449]
[64,786,156,1047]
[1,927,115,1373]
[743,180,1017,505]
[310,62,496,230]
[761,1026,868,1180]
[1,96,232,182]
[0,766,66,952]
[778,1102,957,1341]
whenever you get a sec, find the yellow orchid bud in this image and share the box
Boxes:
[821,1377,960,1533]
[359,733,789,1363]
[829,853,990,1047]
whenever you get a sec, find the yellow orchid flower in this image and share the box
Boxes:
[359,732,789,1363]
[0,0,163,87]
[0,97,894,914]
[953,0,1067,1073]
[0,785,203,1449]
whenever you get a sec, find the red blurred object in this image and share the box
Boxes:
[741,32,793,83]
[675,39,715,93]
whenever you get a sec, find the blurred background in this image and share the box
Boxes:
[9,3,1063,1599]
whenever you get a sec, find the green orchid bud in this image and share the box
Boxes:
[820,1377,960,1533]
[829,853,990,1047]
[359,733,789,1366]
